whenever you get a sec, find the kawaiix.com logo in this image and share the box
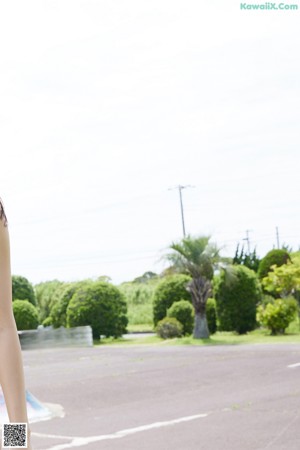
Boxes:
[240,2,298,9]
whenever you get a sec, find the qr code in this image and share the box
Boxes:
[2,423,27,448]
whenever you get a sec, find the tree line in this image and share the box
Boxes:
[10,235,300,340]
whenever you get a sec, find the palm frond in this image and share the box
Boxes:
[164,234,222,279]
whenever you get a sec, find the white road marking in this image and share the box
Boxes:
[33,432,74,440]
[288,362,300,368]
[44,413,209,450]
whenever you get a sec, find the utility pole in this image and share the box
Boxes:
[168,185,194,237]
[243,229,252,254]
[276,226,280,249]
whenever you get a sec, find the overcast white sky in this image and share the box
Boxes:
[0,1,299,286]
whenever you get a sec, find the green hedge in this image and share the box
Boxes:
[153,274,192,326]
[215,265,262,334]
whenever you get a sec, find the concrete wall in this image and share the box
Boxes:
[18,325,93,350]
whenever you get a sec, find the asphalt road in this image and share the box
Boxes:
[12,342,300,449]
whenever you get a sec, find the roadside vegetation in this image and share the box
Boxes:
[12,237,300,347]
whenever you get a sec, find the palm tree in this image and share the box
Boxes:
[164,235,221,339]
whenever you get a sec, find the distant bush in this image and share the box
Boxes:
[257,297,298,335]
[153,274,192,326]
[258,249,290,281]
[206,298,217,335]
[132,271,158,283]
[13,300,39,330]
[12,276,36,306]
[50,281,91,328]
[34,280,65,322]
[66,281,128,339]
[215,265,262,334]
[167,300,194,335]
[155,317,183,339]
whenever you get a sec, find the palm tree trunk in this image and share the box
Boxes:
[186,276,212,339]
[193,312,210,339]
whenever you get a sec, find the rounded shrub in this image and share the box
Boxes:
[206,298,217,334]
[13,300,39,330]
[215,265,262,334]
[12,276,36,306]
[153,274,192,326]
[50,281,91,328]
[66,281,128,339]
[167,300,194,335]
[155,317,183,339]
[257,297,298,335]
[258,249,290,280]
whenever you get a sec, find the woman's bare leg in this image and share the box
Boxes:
[0,209,32,449]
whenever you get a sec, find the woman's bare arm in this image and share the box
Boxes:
[0,203,32,449]
[0,205,15,328]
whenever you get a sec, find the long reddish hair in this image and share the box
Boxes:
[0,197,8,226]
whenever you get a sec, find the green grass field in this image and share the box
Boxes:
[119,280,157,328]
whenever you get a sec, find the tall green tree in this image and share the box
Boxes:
[233,244,260,272]
[164,235,221,339]
[34,279,65,322]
